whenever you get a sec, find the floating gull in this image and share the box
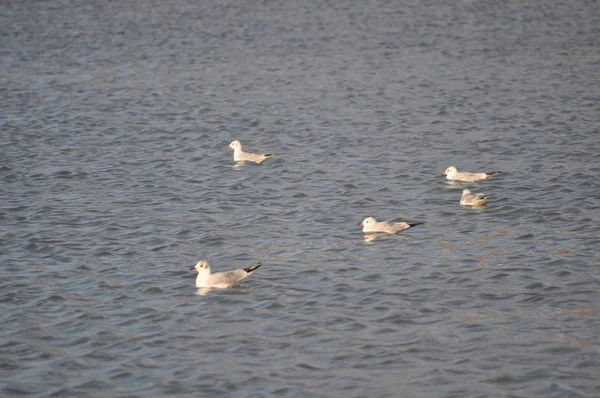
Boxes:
[460,189,487,207]
[226,140,275,164]
[442,166,502,182]
[357,217,423,234]
[190,260,262,288]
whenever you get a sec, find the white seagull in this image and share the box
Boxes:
[225,140,275,164]
[357,217,423,234]
[442,166,501,182]
[190,261,262,288]
[460,189,487,206]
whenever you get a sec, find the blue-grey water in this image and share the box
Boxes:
[2,0,600,397]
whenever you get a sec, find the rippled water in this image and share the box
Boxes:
[2,0,600,397]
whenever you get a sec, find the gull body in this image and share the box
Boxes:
[357,217,423,234]
[226,140,275,164]
[442,166,501,182]
[190,261,262,288]
[460,189,487,206]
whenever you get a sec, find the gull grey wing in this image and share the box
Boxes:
[209,269,250,287]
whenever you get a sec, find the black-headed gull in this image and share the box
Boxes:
[460,189,487,206]
[442,166,501,182]
[225,140,275,164]
[357,217,423,234]
[190,261,262,288]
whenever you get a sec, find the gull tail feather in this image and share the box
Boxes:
[486,171,503,176]
[244,262,262,273]
[408,222,424,228]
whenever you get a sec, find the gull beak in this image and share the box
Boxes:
[189,265,196,270]
[357,221,363,227]
[441,171,447,175]
[225,145,230,148]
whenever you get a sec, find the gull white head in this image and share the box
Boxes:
[442,166,457,177]
[462,189,472,194]
[226,140,242,151]
[190,260,211,274]
[357,217,377,228]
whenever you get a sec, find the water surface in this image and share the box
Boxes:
[1,0,599,397]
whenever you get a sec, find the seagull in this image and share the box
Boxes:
[225,140,275,164]
[357,217,423,234]
[460,189,487,206]
[442,166,502,182]
[190,261,262,288]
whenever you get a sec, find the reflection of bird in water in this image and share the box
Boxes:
[190,260,262,288]
[460,189,487,207]
[225,140,275,164]
[442,166,502,182]
[363,233,383,243]
[357,217,422,234]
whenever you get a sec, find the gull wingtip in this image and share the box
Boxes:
[244,262,262,273]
